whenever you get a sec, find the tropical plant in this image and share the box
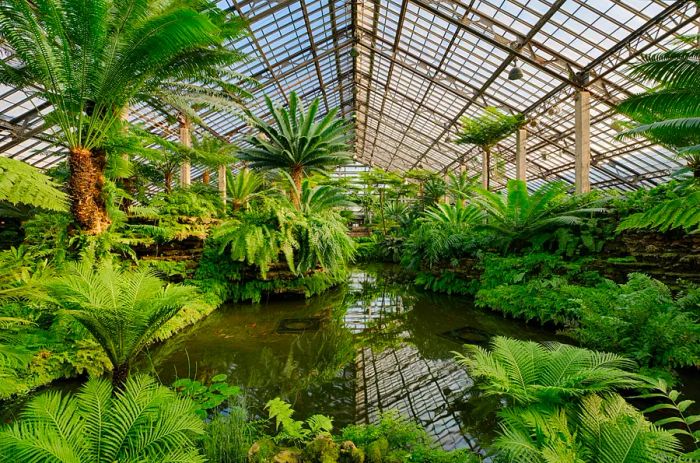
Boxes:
[0,0,246,234]
[133,128,237,193]
[617,188,700,233]
[0,157,68,212]
[455,336,642,406]
[227,168,266,213]
[455,107,525,190]
[0,375,206,462]
[237,92,352,208]
[43,259,198,388]
[447,170,480,204]
[265,397,333,444]
[494,393,681,463]
[172,373,241,419]
[474,179,604,247]
[616,34,700,178]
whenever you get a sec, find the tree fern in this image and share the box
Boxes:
[0,375,205,462]
[43,260,199,388]
[0,157,68,212]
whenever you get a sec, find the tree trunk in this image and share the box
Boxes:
[68,147,111,235]
[164,171,173,193]
[202,169,210,184]
[483,146,491,191]
[291,165,303,209]
[111,363,130,391]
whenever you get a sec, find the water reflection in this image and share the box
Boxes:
[145,265,562,451]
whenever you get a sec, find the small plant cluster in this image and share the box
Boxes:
[244,399,481,463]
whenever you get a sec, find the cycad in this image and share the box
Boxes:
[0,0,245,234]
[455,336,641,405]
[617,189,700,233]
[616,34,700,177]
[474,179,604,246]
[237,92,352,208]
[44,260,198,388]
[226,168,266,213]
[0,375,206,463]
[447,171,481,204]
[423,202,484,227]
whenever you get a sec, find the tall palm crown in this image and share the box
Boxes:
[455,107,525,190]
[0,0,246,234]
[237,92,352,208]
[617,34,700,177]
[44,260,198,388]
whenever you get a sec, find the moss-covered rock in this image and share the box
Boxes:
[247,438,278,463]
[302,434,340,463]
[339,440,365,463]
[365,437,389,463]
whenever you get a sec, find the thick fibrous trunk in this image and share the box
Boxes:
[291,165,303,209]
[202,169,210,184]
[68,147,110,235]
[164,171,173,193]
[111,363,129,390]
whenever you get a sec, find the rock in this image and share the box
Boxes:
[339,440,365,463]
[302,434,340,463]
[273,449,302,463]
[248,438,277,463]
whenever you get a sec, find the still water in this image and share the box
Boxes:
[143,265,566,452]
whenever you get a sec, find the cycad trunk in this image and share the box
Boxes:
[291,165,303,209]
[164,171,173,193]
[112,363,129,390]
[68,147,111,234]
[482,146,491,191]
[202,169,210,184]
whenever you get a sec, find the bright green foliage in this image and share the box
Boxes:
[340,411,482,463]
[43,259,199,385]
[494,393,681,463]
[202,406,261,463]
[634,377,700,458]
[421,175,447,207]
[617,189,700,233]
[447,171,480,203]
[0,0,246,152]
[0,157,68,212]
[474,179,605,247]
[238,92,352,206]
[227,168,266,213]
[404,203,485,267]
[265,397,333,444]
[455,107,526,149]
[0,375,206,463]
[172,373,241,419]
[616,35,700,177]
[455,336,641,406]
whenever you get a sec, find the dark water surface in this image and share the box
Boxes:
[142,265,568,452]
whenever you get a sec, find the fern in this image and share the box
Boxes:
[0,375,205,462]
[617,190,700,233]
[0,157,68,212]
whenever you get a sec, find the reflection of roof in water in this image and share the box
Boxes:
[344,272,408,334]
[355,345,478,452]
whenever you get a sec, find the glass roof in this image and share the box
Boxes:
[1,0,698,190]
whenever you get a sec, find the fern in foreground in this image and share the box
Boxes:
[0,375,205,463]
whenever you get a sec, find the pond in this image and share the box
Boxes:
[141,265,568,453]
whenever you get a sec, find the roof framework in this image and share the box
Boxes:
[1,0,699,190]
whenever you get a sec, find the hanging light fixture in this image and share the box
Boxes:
[508,59,523,80]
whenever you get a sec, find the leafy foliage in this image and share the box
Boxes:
[617,189,700,233]
[265,397,333,444]
[0,157,68,212]
[43,259,199,386]
[455,107,526,149]
[474,179,605,248]
[455,336,641,406]
[172,373,241,419]
[0,375,205,462]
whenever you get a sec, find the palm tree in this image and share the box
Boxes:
[616,35,700,178]
[192,133,238,186]
[0,375,206,462]
[0,157,68,212]
[455,107,525,190]
[0,0,246,234]
[474,179,604,247]
[237,92,352,208]
[44,260,198,388]
[227,168,266,213]
[455,336,642,406]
